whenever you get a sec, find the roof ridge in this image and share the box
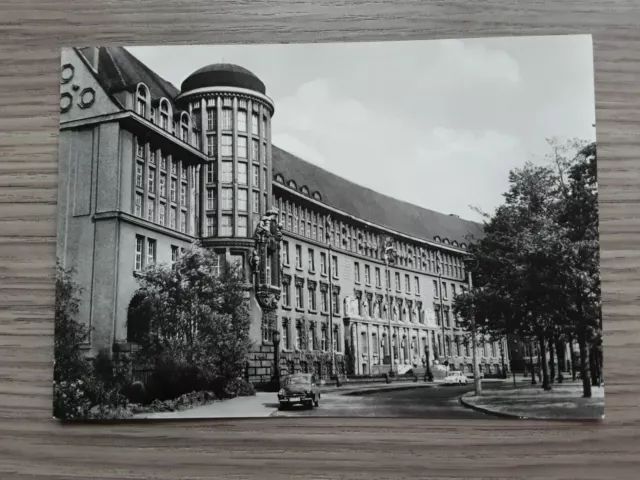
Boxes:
[120,46,180,98]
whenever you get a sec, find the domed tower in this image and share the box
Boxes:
[176,63,275,251]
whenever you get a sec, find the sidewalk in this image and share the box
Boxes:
[460,382,605,420]
[134,392,277,419]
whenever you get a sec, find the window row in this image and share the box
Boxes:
[204,214,249,237]
[136,141,188,180]
[204,107,268,139]
[205,161,267,189]
[135,165,189,204]
[279,318,340,353]
[205,134,267,163]
[432,279,465,301]
[281,242,339,278]
[134,194,188,233]
[282,281,340,316]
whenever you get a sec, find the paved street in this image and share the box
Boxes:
[271,384,487,418]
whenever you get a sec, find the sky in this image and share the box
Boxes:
[127,35,596,222]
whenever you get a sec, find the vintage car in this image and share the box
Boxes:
[443,370,468,385]
[277,373,321,409]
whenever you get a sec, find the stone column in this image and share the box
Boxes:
[366,322,372,375]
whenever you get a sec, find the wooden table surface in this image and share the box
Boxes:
[1,1,639,479]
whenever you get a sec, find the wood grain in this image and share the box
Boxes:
[1,1,639,478]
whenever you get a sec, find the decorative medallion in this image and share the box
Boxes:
[60,93,73,113]
[60,63,75,84]
[78,87,95,108]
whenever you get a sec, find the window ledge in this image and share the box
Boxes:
[295,307,305,313]
[282,305,292,311]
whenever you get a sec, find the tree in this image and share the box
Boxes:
[453,140,601,397]
[129,244,254,399]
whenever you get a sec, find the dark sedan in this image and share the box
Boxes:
[277,373,321,409]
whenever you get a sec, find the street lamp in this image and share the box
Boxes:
[383,237,396,376]
[272,329,281,391]
[463,255,481,396]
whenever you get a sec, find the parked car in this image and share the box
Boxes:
[278,373,321,409]
[443,371,468,385]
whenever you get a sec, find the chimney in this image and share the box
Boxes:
[78,46,100,72]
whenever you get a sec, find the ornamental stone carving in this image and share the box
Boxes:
[319,281,329,292]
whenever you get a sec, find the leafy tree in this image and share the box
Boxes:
[129,244,254,399]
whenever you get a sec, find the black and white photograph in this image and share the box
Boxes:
[54,34,602,421]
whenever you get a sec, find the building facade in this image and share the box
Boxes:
[57,46,509,386]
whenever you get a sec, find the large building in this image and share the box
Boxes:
[57,46,510,386]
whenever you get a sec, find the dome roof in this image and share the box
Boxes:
[180,63,266,95]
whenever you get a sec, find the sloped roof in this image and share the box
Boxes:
[181,63,266,95]
[272,146,483,246]
[95,46,181,108]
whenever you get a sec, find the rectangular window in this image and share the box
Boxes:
[443,283,448,299]
[221,161,233,183]
[320,253,327,275]
[149,148,155,165]
[221,135,233,156]
[159,175,166,198]
[147,200,155,222]
[332,290,340,314]
[136,141,145,158]
[296,284,304,309]
[206,215,216,236]
[137,99,146,118]
[160,154,167,171]
[221,109,232,130]
[283,284,291,306]
[262,169,267,189]
[180,211,186,233]
[433,280,439,298]
[308,249,315,272]
[207,109,216,131]
[237,216,247,236]
[221,215,233,236]
[452,284,457,297]
[181,126,188,143]
[135,163,143,188]
[237,163,247,185]
[158,204,165,225]
[231,253,244,276]
[180,183,187,205]
[181,165,187,181]
[395,272,401,291]
[146,238,156,266]
[148,167,155,193]
[161,113,169,130]
[321,290,328,312]
[331,256,338,279]
[252,165,259,187]
[238,189,248,212]
[170,208,177,229]
[237,111,247,132]
[207,135,216,157]
[171,160,177,176]
[295,245,302,269]
[365,265,371,285]
[206,188,216,210]
[134,193,142,217]
[170,179,177,202]
[206,163,216,183]
[386,270,391,288]
[251,139,259,160]
[262,117,267,138]
[415,277,420,294]
[375,267,381,287]
[171,245,179,270]
[282,241,290,265]
[309,288,317,311]
[237,136,247,158]
[251,114,258,134]
[221,188,233,210]
[354,262,360,283]
[135,236,144,271]
[405,274,411,293]
[261,145,266,164]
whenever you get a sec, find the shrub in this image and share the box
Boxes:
[222,378,256,398]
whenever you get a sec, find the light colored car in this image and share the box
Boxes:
[444,371,468,385]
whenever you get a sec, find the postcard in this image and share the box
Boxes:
[54,35,602,420]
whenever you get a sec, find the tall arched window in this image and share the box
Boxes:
[127,292,150,344]
[160,99,170,130]
[136,84,148,118]
[180,112,190,143]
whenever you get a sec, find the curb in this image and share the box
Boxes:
[458,393,524,419]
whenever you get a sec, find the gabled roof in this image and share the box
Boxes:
[272,146,483,246]
[94,46,180,109]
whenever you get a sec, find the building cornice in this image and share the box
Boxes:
[60,111,209,164]
[274,183,471,255]
[93,211,197,242]
[175,86,275,114]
